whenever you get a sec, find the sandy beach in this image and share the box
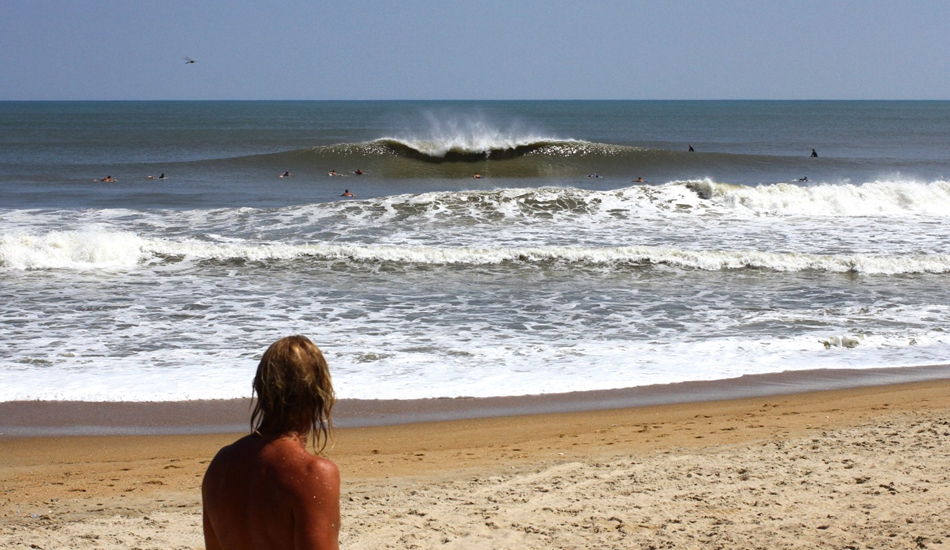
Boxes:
[2,378,950,549]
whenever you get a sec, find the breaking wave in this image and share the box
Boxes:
[4,229,950,275]
[688,179,950,216]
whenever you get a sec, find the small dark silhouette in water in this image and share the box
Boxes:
[798,176,808,182]
[811,149,818,157]
[184,57,196,64]
[341,189,354,197]
[354,169,364,175]
[634,177,645,183]
[688,144,694,152]
[280,171,291,178]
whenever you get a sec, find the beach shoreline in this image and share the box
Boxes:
[2,378,950,549]
[2,364,949,437]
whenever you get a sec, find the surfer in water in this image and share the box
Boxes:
[328,170,339,176]
[634,177,645,183]
[811,149,818,157]
[280,171,292,178]
[473,174,481,179]
[97,175,116,182]
[354,169,364,175]
[341,189,354,197]
[688,144,694,152]
[798,176,808,182]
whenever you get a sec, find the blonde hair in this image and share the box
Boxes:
[251,335,335,451]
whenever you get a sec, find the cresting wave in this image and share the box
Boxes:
[4,230,950,275]
[375,138,578,162]
[308,137,619,160]
[372,114,588,161]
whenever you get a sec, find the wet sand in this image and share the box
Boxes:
[2,376,950,549]
[3,364,949,436]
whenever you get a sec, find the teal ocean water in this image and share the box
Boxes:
[2,101,950,401]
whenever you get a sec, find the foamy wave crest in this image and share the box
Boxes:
[9,229,948,275]
[147,240,950,275]
[0,230,148,270]
[687,179,950,216]
[373,114,582,161]
[378,137,574,161]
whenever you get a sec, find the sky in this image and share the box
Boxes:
[2,0,949,101]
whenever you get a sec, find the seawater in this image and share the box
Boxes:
[2,100,950,402]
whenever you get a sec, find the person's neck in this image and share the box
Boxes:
[258,425,309,446]
[277,431,308,447]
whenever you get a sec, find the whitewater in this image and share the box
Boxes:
[2,100,950,402]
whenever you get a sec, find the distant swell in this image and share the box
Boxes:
[199,136,849,180]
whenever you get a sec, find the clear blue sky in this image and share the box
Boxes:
[2,0,948,100]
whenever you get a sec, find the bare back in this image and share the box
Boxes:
[202,434,340,550]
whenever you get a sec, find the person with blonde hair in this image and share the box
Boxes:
[202,335,339,550]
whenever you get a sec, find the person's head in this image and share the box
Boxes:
[251,335,335,450]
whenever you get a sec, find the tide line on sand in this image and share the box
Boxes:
[2,363,949,437]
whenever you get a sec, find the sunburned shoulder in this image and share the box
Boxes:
[208,435,336,472]
[208,434,258,463]
[258,439,338,476]
[259,443,340,503]
[303,454,339,480]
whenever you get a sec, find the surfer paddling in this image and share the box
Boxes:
[96,175,116,182]
[280,171,292,178]
[341,189,354,197]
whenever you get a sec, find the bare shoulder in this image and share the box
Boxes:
[203,436,253,481]
[290,451,341,549]
[269,442,340,492]
[302,453,340,479]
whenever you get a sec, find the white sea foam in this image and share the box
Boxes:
[3,179,950,402]
[0,229,148,270]
[2,325,947,402]
[689,178,950,216]
[4,231,950,275]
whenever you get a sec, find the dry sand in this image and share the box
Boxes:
[2,379,949,549]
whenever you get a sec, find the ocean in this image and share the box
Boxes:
[2,100,950,402]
